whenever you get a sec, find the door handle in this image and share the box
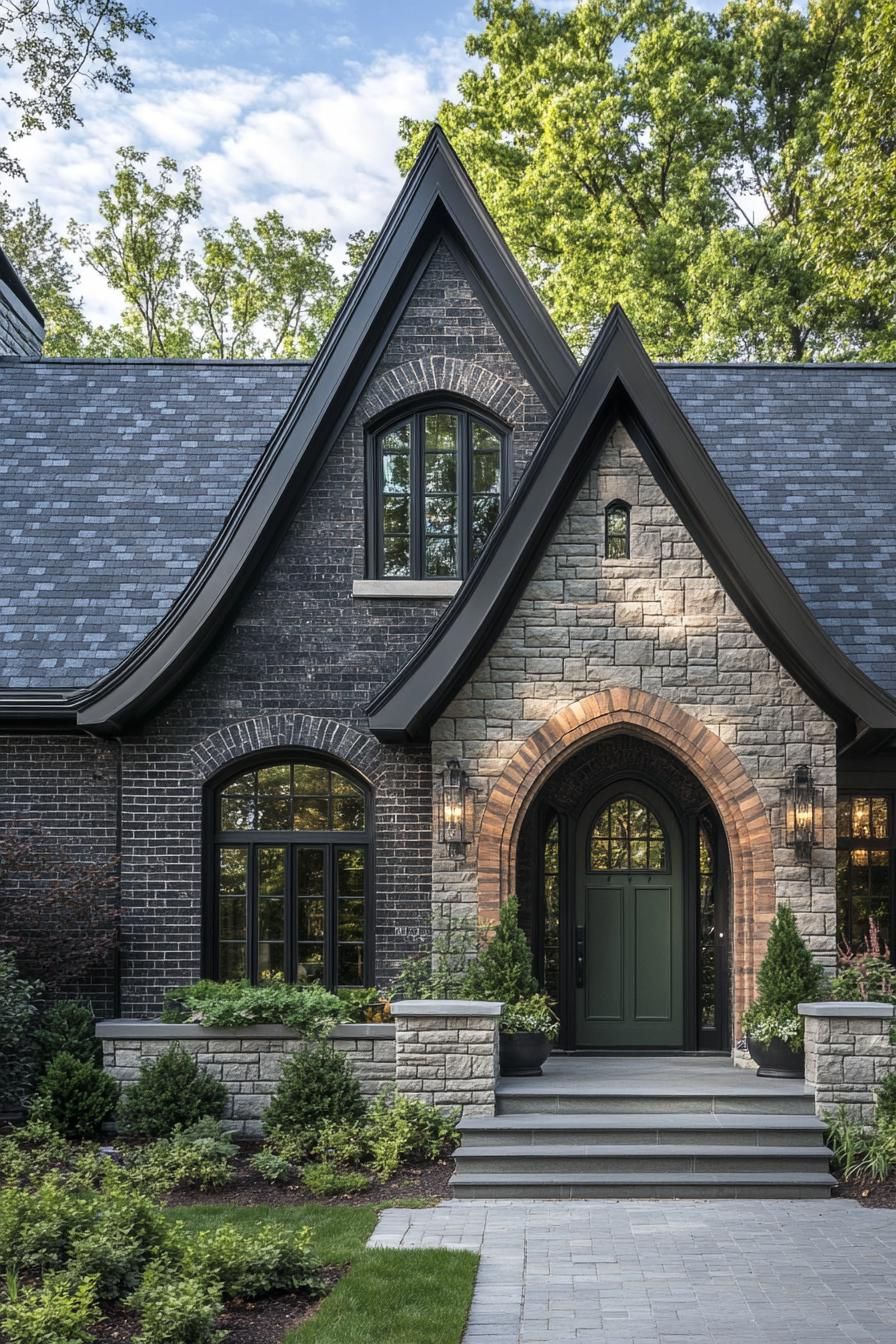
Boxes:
[575,925,585,988]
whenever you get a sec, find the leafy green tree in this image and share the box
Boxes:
[399,0,889,361]
[185,213,341,359]
[0,0,155,179]
[0,195,93,353]
[68,146,200,356]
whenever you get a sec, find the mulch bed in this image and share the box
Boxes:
[91,1274,340,1343]
[833,1174,896,1209]
[164,1144,454,1207]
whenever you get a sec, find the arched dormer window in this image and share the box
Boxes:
[210,755,371,989]
[605,500,630,559]
[369,404,509,579]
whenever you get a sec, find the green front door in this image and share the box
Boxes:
[575,787,684,1049]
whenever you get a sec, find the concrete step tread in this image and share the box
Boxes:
[497,1084,811,1099]
[460,1111,826,1133]
[454,1143,833,1161]
[449,1170,837,1188]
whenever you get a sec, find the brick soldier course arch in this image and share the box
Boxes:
[191,713,387,785]
[359,355,526,426]
[475,686,777,1032]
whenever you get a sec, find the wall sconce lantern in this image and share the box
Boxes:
[784,764,818,862]
[440,759,472,858]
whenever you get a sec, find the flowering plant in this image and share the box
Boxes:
[500,993,559,1040]
[741,1007,803,1049]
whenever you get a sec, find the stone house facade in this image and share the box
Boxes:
[2,130,896,1058]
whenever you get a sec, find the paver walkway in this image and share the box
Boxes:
[369,1199,896,1342]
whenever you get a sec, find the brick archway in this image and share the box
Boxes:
[475,686,776,1031]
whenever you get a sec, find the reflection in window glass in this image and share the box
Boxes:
[698,820,715,1029]
[837,794,893,955]
[542,815,560,1004]
[374,409,505,578]
[589,796,667,871]
[214,760,369,989]
[605,502,630,559]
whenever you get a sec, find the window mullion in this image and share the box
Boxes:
[248,842,259,986]
[459,413,470,578]
[411,414,423,579]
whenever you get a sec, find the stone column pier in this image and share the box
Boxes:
[392,999,502,1117]
[800,1001,896,1125]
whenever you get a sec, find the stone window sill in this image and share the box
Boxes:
[352,579,462,599]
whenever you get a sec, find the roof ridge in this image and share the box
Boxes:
[657,360,896,371]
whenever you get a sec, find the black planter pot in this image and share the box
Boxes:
[746,1035,805,1079]
[499,1030,552,1077]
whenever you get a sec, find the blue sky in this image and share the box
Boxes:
[3,0,481,322]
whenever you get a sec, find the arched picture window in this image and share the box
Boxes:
[589,795,667,871]
[212,758,371,988]
[371,405,508,579]
[605,501,630,559]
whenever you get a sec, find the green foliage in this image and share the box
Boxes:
[35,1001,101,1072]
[128,1120,238,1193]
[0,950,40,1108]
[831,956,896,1007]
[462,895,538,1004]
[336,987,390,1023]
[390,914,484,1001]
[876,1073,896,1128]
[825,1104,896,1184]
[825,1106,867,1181]
[162,979,345,1036]
[363,1093,459,1181]
[116,1044,227,1139]
[398,0,896,362]
[742,905,824,1049]
[0,198,93,354]
[63,1184,174,1298]
[0,1272,100,1344]
[184,1221,322,1297]
[303,1163,369,1198]
[37,1053,119,1139]
[248,1147,296,1184]
[0,1115,69,1186]
[263,1043,365,1149]
[0,0,154,180]
[128,1265,224,1344]
[499,993,559,1039]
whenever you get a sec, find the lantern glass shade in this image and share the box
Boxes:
[785,764,817,862]
[441,759,468,854]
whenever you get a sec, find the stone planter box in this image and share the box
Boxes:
[97,1019,396,1138]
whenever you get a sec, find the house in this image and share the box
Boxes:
[1,128,895,1060]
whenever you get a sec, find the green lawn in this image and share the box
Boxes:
[170,1203,478,1344]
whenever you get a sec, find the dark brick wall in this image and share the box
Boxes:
[12,240,549,1016]
[0,732,119,1014]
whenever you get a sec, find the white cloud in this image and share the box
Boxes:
[1,33,469,326]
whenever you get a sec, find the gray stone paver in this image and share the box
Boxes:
[369,1200,896,1342]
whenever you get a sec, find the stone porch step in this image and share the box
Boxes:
[449,1170,837,1200]
[459,1110,828,1147]
[453,1143,833,1175]
[496,1084,815,1116]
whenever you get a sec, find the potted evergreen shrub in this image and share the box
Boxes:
[742,904,824,1078]
[463,895,557,1076]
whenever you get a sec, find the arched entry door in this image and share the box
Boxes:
[575,784,684,1049]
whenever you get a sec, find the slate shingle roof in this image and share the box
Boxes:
[660,364,896,699]
[0,359,308,688]
[2,356,896,701]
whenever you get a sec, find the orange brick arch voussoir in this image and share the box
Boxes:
[475,687,776,1032]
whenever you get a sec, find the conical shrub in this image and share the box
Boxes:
[462,895,538,1004]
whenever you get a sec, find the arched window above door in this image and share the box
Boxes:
[588,795,667,871]
[211,757,370,989]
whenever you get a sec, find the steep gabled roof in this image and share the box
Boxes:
[367,307,896,745]
[0,127,576,732]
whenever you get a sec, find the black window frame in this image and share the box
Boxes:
[365,398,511,581]
[605,500,631,560]
[836,790,896,960]
[203,749,375,990]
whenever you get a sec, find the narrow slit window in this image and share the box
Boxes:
[605,501,630,559]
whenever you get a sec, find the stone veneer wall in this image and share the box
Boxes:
[801,1002,896,1125]
[432,423,839,1015]
[98,1021,396,1138]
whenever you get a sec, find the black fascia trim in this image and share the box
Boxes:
[367,305,896,743]
[0,127,576,734]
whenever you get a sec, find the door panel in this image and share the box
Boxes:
[585,884,623,1021]
[576,786,684,1049]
